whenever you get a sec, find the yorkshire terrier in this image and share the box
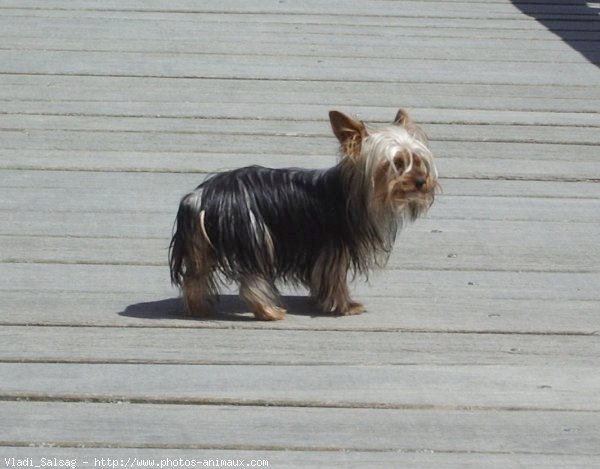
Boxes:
[169,109,438,320]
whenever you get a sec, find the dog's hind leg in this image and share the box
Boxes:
[182,273,212,317]
[239,276,286,321]
[181,239,216,317]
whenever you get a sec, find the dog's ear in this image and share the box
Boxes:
[394,108,429,145]
[329,111,367,159]
[393,108,412,127]
[329,111,367,145]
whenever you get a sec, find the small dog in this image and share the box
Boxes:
[169,109,438,320]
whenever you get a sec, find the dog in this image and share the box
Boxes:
[169,109,438,320]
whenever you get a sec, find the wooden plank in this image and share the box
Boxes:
[7,189,595,239]
[0,128,598,169]
[7,15,595,34]
[1,50,598,85]
[2,290,599,334]
[0,0,597,461]
[2,219,599,273]
[2,4,593,26]
[1,447,598,469]
[2,363,599,411]
[2,171,598,198]
[2,76,599,112]
[0,13,591,39]
[2,261,599,301]
[2,401,599,454]
[0,0,560,18]
[2,115,599,143]
[2,36,597,65]
[3,0,599,20]
[1,148,599,181]
[4,74,599,101]
[3,107,596,129]
[3,103,600,129]
[1,28,597,64]
[2,119,599,155]
[0,325,597,365]
[3,187,598,222]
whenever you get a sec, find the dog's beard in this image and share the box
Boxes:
[390,191,434,221]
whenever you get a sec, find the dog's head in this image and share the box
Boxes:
[329,109,439,219]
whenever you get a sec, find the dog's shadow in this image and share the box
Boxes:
[119,295,323,322]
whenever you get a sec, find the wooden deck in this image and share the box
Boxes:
[1,1,599,467]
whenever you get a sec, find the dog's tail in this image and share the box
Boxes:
[169,190,207,286]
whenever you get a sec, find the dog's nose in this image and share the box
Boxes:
[414,178,426,189]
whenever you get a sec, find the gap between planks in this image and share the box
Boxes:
[0,322,597,336]
[1,440,586,458]
[3,259,600,275]
[3,71,600,88]
[2,112,600,128]
[1,168,599,184]
[1,393,598,413]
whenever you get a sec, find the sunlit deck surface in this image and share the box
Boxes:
[1,1,599,467]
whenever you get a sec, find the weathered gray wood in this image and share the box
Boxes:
[1,130,599,177]
[2,36,597,65]
[3,170,599,198]
[2,401,599,454]
[3,104,600,133]
[2,263,599,302]
[3,5,596,32]
[0,0,542,15]
[2,76,599,112]
[2,218,599,273]
[2,363,599,411]
[3,186,598,222]
[1,15,597,62]
[2,290,600,334]
[0,325,597,366]
[2,49,598,85]
[2,115,599,144]
[0,448,598,469]
[1,0,599,461]
[2,148,599,181]
[2,0,598,19]
[2,171,599,219]
[0,12,592,39]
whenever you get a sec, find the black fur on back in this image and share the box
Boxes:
[169,164,395,287]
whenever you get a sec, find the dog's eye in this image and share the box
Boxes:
[393,158,405,172]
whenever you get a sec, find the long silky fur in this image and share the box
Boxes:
[169,163,391,290]
[169,111,437,307]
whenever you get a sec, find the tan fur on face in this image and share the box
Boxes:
[326,108,439,276]
[331,109,438,221]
